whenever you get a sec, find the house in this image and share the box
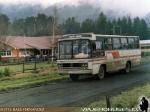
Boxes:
[0,36,60,62]
[140,40,150,56]
[140,40,150,52]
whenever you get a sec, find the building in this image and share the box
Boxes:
[140,40,150,56]
[140,40,150,52]
[0,36,59,62]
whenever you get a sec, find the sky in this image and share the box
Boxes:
[0,0,150,17]
[0,0,80,7]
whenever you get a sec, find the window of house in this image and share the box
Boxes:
[113,38,121,49]
[7,51,11,56]
[0,51,11,56]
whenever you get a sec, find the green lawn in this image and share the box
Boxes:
[0,62,55,74]
[89,83,150,109]
[0,72,68,91]
[0,61,69,91]
[141,56,150,65]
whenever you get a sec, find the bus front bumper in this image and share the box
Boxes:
[58,69,92,75]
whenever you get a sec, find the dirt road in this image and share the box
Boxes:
[0,64,150,107]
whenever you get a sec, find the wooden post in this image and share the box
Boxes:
[23,63,25,73]
[34,60,37,71]
[106,96,111,112]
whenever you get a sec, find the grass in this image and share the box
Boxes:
[82,57,150,112]
[141,56,150,65]
[0,56,148,74]
[86,83,150,111]
[0,56,149,94]
[0,72,68,91]
[0,61,68,91]
[0,62,55,74]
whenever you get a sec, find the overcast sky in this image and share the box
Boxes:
[0,0,150,17]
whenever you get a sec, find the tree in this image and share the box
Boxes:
[111,19,117,34]
[132,17,149,39]
[95,13,107,34]
[81,18,95,33]
[63,17,80,34]
[8,11,150,39]
[12,19,25,36]
[126,17,133,35]
[105,20,113,34]
[139,19,149,39]
[36,13,49,36]
[0,14,10,36]
[24,16,36,36]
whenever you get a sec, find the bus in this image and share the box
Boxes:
[57,33,141,81]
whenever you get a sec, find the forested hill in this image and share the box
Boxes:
[0,3,149,40]
[0,3,101,22]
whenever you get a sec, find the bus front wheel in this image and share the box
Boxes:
[69,74,79,81]
[97,65,105,79]
[124,62,131,73]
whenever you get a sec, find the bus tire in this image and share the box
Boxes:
[124,62,131,73]
[97,65,105,79]
[69,74,79,81]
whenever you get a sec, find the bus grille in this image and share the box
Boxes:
[58,63,87,69]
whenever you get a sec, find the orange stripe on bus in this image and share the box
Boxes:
[112,51,120,58]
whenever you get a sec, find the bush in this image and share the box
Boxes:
[142,52,150,57]
[3,68,10,77]
[31,70,39,74]
[0,70,3,78]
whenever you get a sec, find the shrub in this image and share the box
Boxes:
[3,68,10,77]
[31,70,39,74]
[142,52,150,57]
[0,70,3,78]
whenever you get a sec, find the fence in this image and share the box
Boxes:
[22,61,37,73]
[0,60,57,75]
[106,96,111,112]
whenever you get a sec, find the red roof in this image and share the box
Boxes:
[1,36,59,49]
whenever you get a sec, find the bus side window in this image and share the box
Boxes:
[121,38,128,49]
[128,38,135,49]
[113,38,121,49]
[95,41,103,50]
[134,37,140,48]
[104,38,112,50]
[92,41,104,57]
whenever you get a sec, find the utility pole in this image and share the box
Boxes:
[51,6,57,63]
[23,20,27,59]
[34,17,36,35]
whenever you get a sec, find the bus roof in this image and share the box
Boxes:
[59,33,139,41]
[63,33,138,37]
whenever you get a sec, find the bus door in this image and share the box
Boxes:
[104,38,115,71]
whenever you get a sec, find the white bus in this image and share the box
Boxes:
[57,33,141,81]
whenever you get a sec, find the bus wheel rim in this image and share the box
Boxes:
[126,63,130,73]
[99,67,104,79]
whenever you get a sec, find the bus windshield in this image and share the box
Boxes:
[59,39,91,59]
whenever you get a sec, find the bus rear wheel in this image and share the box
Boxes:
[69,74,79,81]
[124,62,131,73]
[97,66,105,79]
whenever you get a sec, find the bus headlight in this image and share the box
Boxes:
[58,64,62,68]
[82,63,88,69]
